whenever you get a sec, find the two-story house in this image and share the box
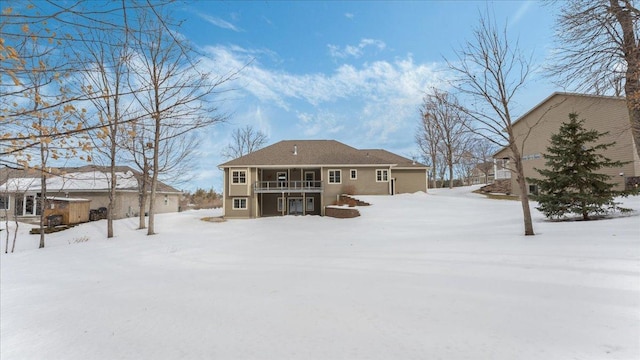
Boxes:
[493,92,640,195]
[218,140,429,218]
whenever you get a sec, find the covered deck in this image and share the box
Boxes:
[253,180,323,193]
[253,168,324,216]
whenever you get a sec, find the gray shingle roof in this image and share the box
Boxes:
[361,149,426,168]
[218,140,428,168]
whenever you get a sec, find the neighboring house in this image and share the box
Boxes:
[470,162,495,185]
[218,140,429,218]
[0,165,181,222]
[493,92,640,196]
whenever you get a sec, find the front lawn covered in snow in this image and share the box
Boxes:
[1,186,639,359]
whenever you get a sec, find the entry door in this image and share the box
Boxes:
[277,172,287,188]
[288,198,303,215]
[304,171,315,187]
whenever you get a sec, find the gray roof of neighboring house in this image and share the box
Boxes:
[218,140,428,168]
[0,165,181,193]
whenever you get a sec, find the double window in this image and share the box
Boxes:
[231,170,247,184]
[233,198,247,210]
[376,169,389,182]
[328,169,341,184]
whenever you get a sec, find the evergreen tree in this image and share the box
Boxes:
[528,113,629,220]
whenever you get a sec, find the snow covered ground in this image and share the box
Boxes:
[1,186,639,359]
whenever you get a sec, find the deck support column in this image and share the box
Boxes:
[281,191,285,216]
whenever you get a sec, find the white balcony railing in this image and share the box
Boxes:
[253,180,323,193]
[495,169,512,180]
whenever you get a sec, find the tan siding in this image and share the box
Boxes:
[341,167,390,195]
[496,94,638,195]
[393,169,428,193]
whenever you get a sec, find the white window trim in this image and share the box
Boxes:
[376,169,389,182]
[328,169,342,184]
[232,198,248,210]
[277,197,284,212]
[231,170,247,185]
[350,169,357,180]
[306,197,314,212]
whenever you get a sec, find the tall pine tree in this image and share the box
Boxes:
[528,113,629,220]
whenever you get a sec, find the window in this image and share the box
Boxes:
[528,184,539,195]
[328,170,341,184]
[277,197,284,212]
[350,169,357,180]
[306,198,314,212]
[164,195,168,206]
[376,169,389,182]
[0,195,8,210]
[232,198,247,210]
[231,170,247,184]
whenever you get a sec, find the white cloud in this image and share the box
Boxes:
[328,39,386,59]
[198,44,447,144]
[345,13,354,19]
[296,111,345,136]
[509,1,534,28]
[198,13,243,32]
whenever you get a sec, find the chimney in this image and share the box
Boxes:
[293,144,298,155]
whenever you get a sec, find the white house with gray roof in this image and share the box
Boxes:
[218,140,429,218]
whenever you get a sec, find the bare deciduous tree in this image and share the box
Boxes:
[549,0,640,159]
[76,11,134,238]
[222,125,268,159]
[419,89,473,189]
[417,103,442,189]
[446,15,535,235]
[127,4,233,235]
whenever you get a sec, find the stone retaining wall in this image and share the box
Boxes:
[325,206,360,218]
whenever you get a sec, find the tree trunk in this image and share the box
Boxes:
[39,171,46,248]
[38,139,47,248]
[511,145,535,236]
[11,218,18,253]
[107,153,116,238]
[147,113,161,236]
[610,0,640,160]
[430,160,437,189]
[4,215,8,253]
[448,159,454,189]
[138,161,148,230]
[138,191,147,230]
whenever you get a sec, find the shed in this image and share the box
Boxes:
[44,197,91,225]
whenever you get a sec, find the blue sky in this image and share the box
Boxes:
[171,1,559,192]
[163,1,557,191]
